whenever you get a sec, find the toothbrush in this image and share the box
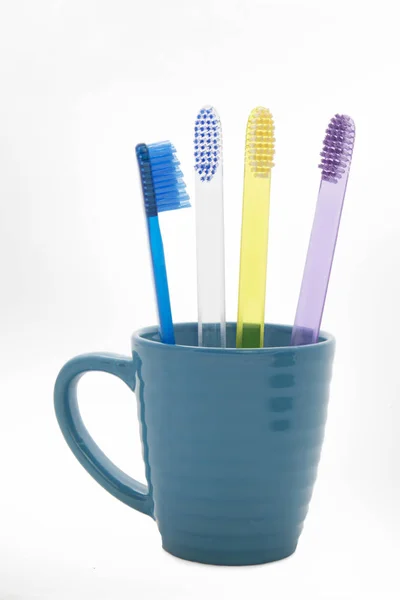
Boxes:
[194,105,226,347]
[136,141,190,344]
[291,114,355,346]
[236,107,275,348]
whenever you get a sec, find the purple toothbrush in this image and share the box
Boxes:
[291,114,355,346]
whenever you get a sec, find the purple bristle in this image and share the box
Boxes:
[319,114,355,183]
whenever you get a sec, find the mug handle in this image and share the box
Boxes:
[54,352,154,517]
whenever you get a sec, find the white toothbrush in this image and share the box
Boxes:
[194,105,226,347]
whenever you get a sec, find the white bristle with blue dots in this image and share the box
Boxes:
[194,106,222,182]
[194,105,226,348]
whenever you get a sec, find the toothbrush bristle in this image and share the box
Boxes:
[136,143,157,218]
[194,106,222,182]
[319,115,355,183]
[147,141,190,212]
[245,107,275,177]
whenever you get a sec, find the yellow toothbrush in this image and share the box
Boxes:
[236,107,275,348]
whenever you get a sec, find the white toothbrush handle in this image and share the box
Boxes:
[195,169,226,347]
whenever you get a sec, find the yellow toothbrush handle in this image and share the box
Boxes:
[236,168,271,348]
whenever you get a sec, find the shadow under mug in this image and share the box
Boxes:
[54,322,335,566]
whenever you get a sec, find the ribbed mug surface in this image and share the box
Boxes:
[132,323,335,565]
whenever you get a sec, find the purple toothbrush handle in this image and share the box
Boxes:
[291,176,348,346]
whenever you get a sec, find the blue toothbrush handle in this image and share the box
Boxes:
[147,216,175,344]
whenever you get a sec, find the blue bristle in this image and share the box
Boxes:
[136,143,157,217]
[194,106,221,182]
[147,142,190,212]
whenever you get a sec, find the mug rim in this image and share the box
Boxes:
[131,322,335,354]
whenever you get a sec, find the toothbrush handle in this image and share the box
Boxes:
[195,175,226,347]
[291,177,347,345]
[236,174,271,348]
[147,216,175,344]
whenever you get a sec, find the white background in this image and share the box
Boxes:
[0,0,399,598]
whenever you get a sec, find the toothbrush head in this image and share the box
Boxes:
[319,115,355,183]
[136,141,190,217]
[245,107,275,178]
[194,105,222,182]
[148,141,190,213]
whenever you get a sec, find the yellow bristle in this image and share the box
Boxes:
[245,107,275,177]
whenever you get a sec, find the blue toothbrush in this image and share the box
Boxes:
[135,141,190,344]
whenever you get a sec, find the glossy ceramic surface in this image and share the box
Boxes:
[54,322,335,566]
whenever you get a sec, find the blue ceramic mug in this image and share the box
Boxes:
[54,322,335,566]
